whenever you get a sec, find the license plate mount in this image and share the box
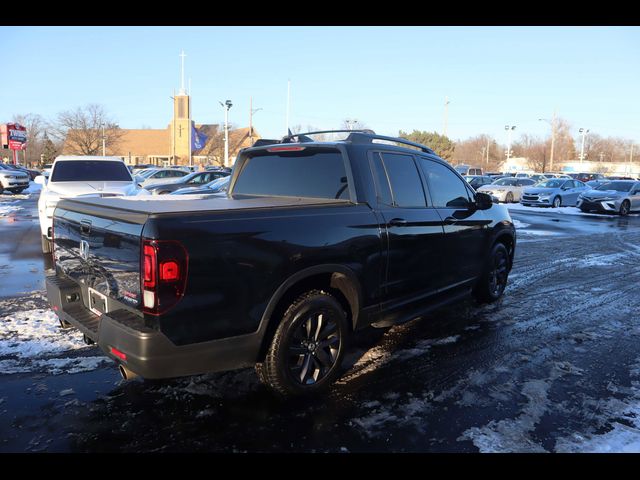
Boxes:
[88,287,109,316]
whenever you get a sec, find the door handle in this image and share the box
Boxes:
[444,216,459,224]
[388,218,408,227]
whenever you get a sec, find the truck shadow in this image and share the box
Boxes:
[69,298,495,452]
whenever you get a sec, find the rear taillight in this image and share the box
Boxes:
[141,239,188,315]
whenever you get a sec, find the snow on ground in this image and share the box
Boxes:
[22,182,41,194]
[511,219,530,229]
[0,307,107,375]
[577,253,626,267]
[507,203,640,217]
[0,204,22,217]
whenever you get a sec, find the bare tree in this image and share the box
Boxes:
[453,134,503,171]
[12,113,46,166]
[512,134,548,172]
[49,104,125,156]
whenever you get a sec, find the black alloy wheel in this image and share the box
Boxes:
[259,290,348,396]
[474,242,510,304]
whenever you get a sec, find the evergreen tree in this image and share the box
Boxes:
[398,130,456,161]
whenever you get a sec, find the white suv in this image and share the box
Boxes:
[0,163,30,194]
[36,156,145,253]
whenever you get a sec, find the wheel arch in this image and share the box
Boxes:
[256,265,363,361]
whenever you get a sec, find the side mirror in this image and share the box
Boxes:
[135,175,145,184]
[475,192,493,210]
[35,175,46,185]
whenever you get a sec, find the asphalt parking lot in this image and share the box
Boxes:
[1,191,640,452]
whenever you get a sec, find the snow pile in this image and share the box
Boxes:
[0,204,22,217]
[22,182,41,194]
[511,219,530,229]
[0,307,107,375]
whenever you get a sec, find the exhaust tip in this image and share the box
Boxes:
[118,364,139,381]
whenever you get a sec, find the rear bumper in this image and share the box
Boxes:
[46,275,261,379]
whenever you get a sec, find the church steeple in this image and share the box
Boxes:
[171,49,193,165]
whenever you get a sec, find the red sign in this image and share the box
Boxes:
[8,140,24,150]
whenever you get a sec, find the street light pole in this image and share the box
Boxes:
[249,96,263,144]
[443,96,450,137]
[505,125,516,161]
[220,100,233,167]
[579,128,589,164]
[538,111,557,173]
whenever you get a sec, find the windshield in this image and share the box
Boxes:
[50,160,132,182]
[138,169,158,178]
[205,176,230,192]
[536,179,564,188]
[493,178,518,186]
[595,181,634,192]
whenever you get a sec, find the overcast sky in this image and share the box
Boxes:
[2,26,639,144]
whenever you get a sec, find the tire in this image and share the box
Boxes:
[14,188,25,194]
[552,196,562,208]
[41,235,52,254]
[505,192,514,203]
[158,190,170,195]
[259,290,349,396]
[474,242,510,304]
[620,200,630,216]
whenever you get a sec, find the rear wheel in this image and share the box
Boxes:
[552,196,562,208]
[41,235,52,254]
[505,192,514,203]
[620,200,630,216]
[258,290,348,396]
[158,190,170,195]
[474,243,510,304]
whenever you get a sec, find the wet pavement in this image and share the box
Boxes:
[1,193,640,452]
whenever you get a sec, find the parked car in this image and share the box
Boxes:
[146,170,230,195]
[577,180,640,216]
[573,172,606,183]
[520,178,589,208]
[171,175,231,195]
[454,165,483,176]
[0,163,30,194]
[45,129,515,397]
[514,172,532,178]
[477,177,536,203]
[606,175,637,181]
[463,175,494,190]
[137,168,190,188]
[3,163,39,181]
[35,156,145,253]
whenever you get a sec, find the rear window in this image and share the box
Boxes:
[51,161,132,182]
[233,149,350,200]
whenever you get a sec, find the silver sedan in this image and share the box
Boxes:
[577,180,640,216]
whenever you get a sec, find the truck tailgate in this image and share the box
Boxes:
[53,203,148,312]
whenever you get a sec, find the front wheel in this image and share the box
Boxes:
[41,235,52,254]
[258,290,349,396]
[505,192,514,203]
[620,200,630,216]
[552,196,562,208]
[474,242,510,304]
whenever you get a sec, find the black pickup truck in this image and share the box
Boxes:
[46,130,515,396]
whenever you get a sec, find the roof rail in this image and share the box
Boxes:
[281,129,375,143]
[348,132,435,154]
[279,129,436,155]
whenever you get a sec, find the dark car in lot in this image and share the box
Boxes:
[571,172,606,183]
[145,170,230,195]
[171,175,230,195]
[577,180,640,216]
[45,130,516,397]
[463,175,494,190]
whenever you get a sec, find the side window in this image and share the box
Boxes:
[379,153,427,207]
[418,158,472,209]
[369,152,393,206]
[154,171,166,178]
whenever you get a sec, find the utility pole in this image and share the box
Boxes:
[630,144,634,165]
[486,137,490,165]
[579,128,589,164]
[549,109,556,172]
[249,97,263,144]
[443,96,450,137]
[286,79,291,135]
[102,123,106,156]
